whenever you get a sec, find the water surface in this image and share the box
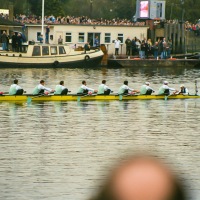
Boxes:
[0,66,200,200]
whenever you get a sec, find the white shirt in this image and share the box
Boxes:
[81,85,94,92]
[99,84,110,91]
[56,85,66,90]
[122,85,134,91]
[162,85,175,91]
[114,40,121,48]
[143,85,154,91]
[37,84,52,92]
[10,84,22,90]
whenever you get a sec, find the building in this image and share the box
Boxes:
[26,24,149,55]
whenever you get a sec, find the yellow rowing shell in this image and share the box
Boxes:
[0,94,200,101]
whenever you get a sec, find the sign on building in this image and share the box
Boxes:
[135,0,165,20]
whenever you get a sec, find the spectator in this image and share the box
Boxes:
[45,25,50,43]
[1,31,8,51]
[131,38,136,56]
[125,37,132,56]
[11,32,17,52]
[114,38,121,56]
[94,36,99,47]
[17,33,23,52]
[153,41,159,59]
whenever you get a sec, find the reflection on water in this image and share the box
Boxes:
[0,67,200,200]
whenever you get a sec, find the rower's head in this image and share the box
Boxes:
[40,80,45,85]
[180,84,184,88]
[14,79,18,84]
[163,81,168,85]
[60,81,64,85]
[145,82,150,86]
[102,80,106,84]
[91,154,186,200]
[82,80,86,85]
[124,81,128,86]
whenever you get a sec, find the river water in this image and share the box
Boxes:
[0,66,200,200]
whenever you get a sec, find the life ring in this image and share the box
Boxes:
[85,55,90,61]
[54,60,59,66]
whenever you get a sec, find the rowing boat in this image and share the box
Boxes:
[0,94,200,102]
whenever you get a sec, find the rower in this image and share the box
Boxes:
[33,80,55,95]
[54,81,68,95]
[9,79,24,95]
[179,84,189,95]
[118,81,139,95]
[77,80,97,95]
[140,82,155,95]
[158,81,178,95]
[97,80,112,95]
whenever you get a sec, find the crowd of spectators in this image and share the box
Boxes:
[185,20,200,36]
[13,14,146,26]
[0,13,9,20]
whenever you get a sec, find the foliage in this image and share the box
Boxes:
[5,0,200,23]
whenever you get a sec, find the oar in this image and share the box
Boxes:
[77,94,97,102]
[27,94,45,103]
[0,91,27,95]
[195,80,198,95]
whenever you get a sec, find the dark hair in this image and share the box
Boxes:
[40,80,45,84]
[60,81,64,85]
[102,80,106,84]
[14,79,18,84]
[82,80,86,84]
[124,80,128,85]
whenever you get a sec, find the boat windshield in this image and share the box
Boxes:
[50,46,57,55]
[59,46,66,55]
[42,46,49,55]
[32,46,41,56]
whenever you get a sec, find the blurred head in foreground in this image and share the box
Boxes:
[91,154,186,200]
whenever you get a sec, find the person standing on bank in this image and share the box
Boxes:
[17,33,23,52]
[125,37,132,56]
[9,79,24,95]
[118,81,139,95]
[54,81,68,95]
[33,80,55,95]
[11,32,17,52]
[77,80,97,95]
[45,25,50,44]
[94,36,99,47]
[153,41,159,59]
[140,82,155,95]
[97,80,112,95]
[158,81,178,95]
[114,38,121,56]
[1,31,8,51]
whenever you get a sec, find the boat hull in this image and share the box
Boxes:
[1,94,200,102]
[0,55,104,68]
[108,58,200,68]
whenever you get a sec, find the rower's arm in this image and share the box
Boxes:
[83,85,94,92]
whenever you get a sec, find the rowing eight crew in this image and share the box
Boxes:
[5,79,189,96]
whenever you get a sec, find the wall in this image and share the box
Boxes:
[27,24,149,55]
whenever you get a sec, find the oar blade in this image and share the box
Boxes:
[119,95,123,101]
[27,97,32,103]
[77,96,81,102]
